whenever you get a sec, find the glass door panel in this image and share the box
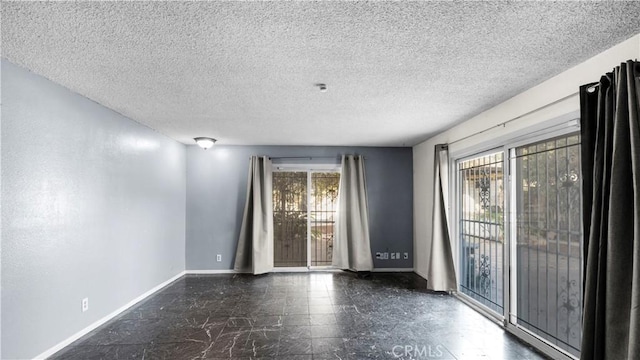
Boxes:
[273,171,308,267]
[458,152,505,314]
[310,172,340,267]
[514,134,582,357]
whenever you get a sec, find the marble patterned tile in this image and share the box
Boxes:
[312,337,348,354]
[145,341,217,359]
[310,324,346,338]
[282,314,311,326]
[49,273,550,360]
[50,344,147,360]
[280,325,312,340]
[278,338,313,355]
[309,313,337,325]
[283,304,309,315]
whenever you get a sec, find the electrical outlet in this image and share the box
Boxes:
[403,252,409,260]
[383,252,389,259]
[391,252,396,259]
[81,298,89,312]
[216,254,222,262]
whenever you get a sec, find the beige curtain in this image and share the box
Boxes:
[332,155,374,271]
[427,145,457,291]
[233,156,274,275]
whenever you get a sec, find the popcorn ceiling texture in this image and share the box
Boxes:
[2,1,640,146]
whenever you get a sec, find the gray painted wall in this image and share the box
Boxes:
[1,61,187,359]
[186,145,413,270]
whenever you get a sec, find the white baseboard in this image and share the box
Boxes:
[371,268,415,272]
[186,268,415,274]
[185,269,241,274]
[34,271,186,360]
[272,268,341,273]
[270,267,311,273]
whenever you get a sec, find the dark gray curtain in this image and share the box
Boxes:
[579,60,639,360]
[427,144,457,291]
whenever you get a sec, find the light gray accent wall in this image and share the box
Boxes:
[186,145,413,270]
[1,60,186,359]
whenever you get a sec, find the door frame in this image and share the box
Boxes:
[448,112,581,360]
[272,163,341,271]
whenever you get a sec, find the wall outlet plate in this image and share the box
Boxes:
[216,254,222,262]
[403,252,409,259]
[391,253,396,259]
[81,298,89,312]
[383,252,389,259]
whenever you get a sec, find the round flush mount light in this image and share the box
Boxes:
[316,83,327,92]
[194,137,216,150]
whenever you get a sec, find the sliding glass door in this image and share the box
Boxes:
[455,129,583,358]
[272,170,339,269]
[310,172,340,266]
[273,171,308,267]
[458,151,505,314]
[512,134,582,357]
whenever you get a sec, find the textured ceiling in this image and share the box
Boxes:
[2,1,640,146]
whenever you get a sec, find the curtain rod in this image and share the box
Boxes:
[447,60,637,146]
[581,60,640,93]
[448,91,578,146]
[268,156,338,160]
[252,156,367,160]
[585,73,640,93]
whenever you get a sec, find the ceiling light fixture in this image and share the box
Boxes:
[194,137,216,150]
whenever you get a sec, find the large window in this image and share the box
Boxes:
[454,129,583,359]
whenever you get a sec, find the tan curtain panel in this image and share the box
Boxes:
[233,156,274,275]
[332,155,374,271]
[427,144,457,291]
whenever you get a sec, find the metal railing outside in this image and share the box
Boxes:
[273,171,308,267]
[514,134,582,357]
[310,172,339,266]
[458,152,505,314]
[273,171,339,268]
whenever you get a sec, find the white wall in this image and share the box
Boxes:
[413,34,640,280]
[1,60,187,359]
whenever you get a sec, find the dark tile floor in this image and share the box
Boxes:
[51,272,547,360]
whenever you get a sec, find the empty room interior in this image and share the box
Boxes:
[2,2,640,360]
